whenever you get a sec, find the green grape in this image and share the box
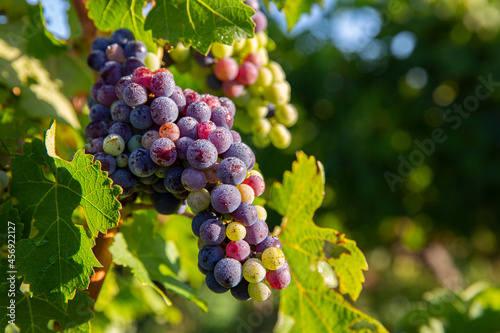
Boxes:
[155,166,169,178]
[144,52,160,70]
[241,37,259,56]
[255,205,267,221]
[264,82,290,106]
[255,67,273,87]
[252,133,271,148]
[226,222,246,241]
[256,31,268,47]
[127,134,143,152]
[103,134,125,156]
[187,188,211,213]
[247,97,268,118]
[270,123,292,149]
[190,63,212,80]
[262,247,285,270]
[267,61,286,82]
[0,170,9,189]
[170,42,191,62]
[248,282,272,302]
[115,154,128,168]
[243,258,266,283]
[237,183,254,203]
[211,42,233,58]
[257,47,269,65]
[247,84,263,96]
[251,118,271,137]
[275,103,298,127]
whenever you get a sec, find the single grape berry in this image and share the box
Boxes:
[262,247,285,270]
[186,139,218,170]
[210,184,242,214]
[214,258,243,288]
[199,219,226,245]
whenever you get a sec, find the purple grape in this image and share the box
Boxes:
[199,219,226,245]
[207,73,222,90]
[244,218,268,245]
[129,105,153,129]
[128,148,157,177]
[231,279,250,301]
[141,130,160,150]
[211,106,233,129]
[170,87,187,112]
[96,85,118,106]
[121,57,145,76]
[114,75,133,100]
[138,174,159,185]
[214,258,242,288]
[106,43,125,63]
[266,261,290,290]
[204,162,219,183]
[205,271,229,294]
[244,0,260,11]
[110,169,136,199]
[253,11,268,33]
[192,211,217,237]
[110,28,134,46]
[110,100,132,123]
[150,138,177,166]
[219,97,236,117]
[230,130,241,143]
[210,184,241,214]
[87,50,107,71]
[222,142,254,170]
[91,81,104,100]
[93,152,116,175]
[181,167,207,192]
[266,103,276,118]
[194,51,215,67]
[217,157,246,185]
[123,82,148,107]
[150,72,175,97]
[255,236,282,253]
[177,117,199,140]
[150,97,179,125]
[90,137,104,153]
[187,139,218,170]
[152,180,168,193]
[198,262,209,275]
[109,122,132,142]
[186,101,211,123]
[152,192,182,215]
[100,61,122,85]
[175,136,194,159]
[85,121,109,140]
[124,40,147,61]
[226,240,250,261]
[164,166,185,194]
[232,202,258,227]
[91,36,110,52]
[208,127,233,154]
[198,245,225,271]
[89,104,111,122]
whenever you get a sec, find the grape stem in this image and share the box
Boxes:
[71,0,97,40]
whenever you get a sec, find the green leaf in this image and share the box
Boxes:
[0,282,93,333]
[25,4,67,59]
[263,0,322,30]
[86,0,156,52]
[10,121,122,306]
[145,0,255,54]
[109,210,208,311]
[269,152,388,333]
[0,27,81,129]
[0,199,22,248]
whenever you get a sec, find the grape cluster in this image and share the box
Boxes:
[162,0,298,149]
[85,29,290,301]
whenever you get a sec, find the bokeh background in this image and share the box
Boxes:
[1,0,500,332]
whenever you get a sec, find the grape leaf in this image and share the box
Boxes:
[86,0,156,52]
[0,199,22,248]
[0,282,93,333]
[10,121,122,307]
[25,3,67,59]
[145,0,255,54]
[263,0,323,30]
[0,28,80,129]
[269,152,388,333]
[109,210,208,311]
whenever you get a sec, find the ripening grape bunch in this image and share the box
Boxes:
[162,0,298,150]
[84,28,291,301]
